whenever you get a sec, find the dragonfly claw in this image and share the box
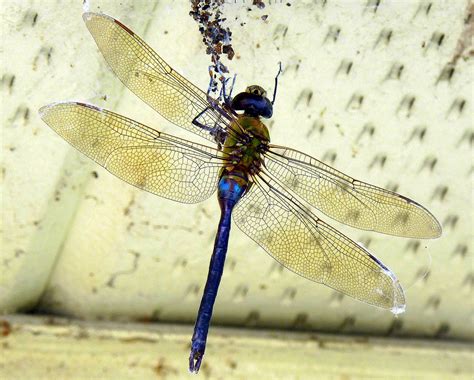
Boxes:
[189,341,205,373]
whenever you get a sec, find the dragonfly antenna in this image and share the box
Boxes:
[271,62,283,105]
[227,73,237,103]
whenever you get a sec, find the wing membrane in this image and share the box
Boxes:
[265,145,441,239]
[83,12,231,143]
[233,171,406,312]
[40,102,224,203]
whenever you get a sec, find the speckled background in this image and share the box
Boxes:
[2,0,472,354]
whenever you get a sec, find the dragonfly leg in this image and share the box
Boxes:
[221,74,237,107]
[206,95,237,119]
[218,79,226,102]
[226,74,237,105]
[191,108,227,148]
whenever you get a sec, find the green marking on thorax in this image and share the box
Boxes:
[223,115,270,169]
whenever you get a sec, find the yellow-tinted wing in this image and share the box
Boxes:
[40,102,224,203]
[234,171,406,312]
[265,145,441,239]
[83,12,231,143]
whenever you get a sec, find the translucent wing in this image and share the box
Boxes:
[83,12,233,143]
[40,102,225,204]
[233,171,406,312]
[265,145,441,239]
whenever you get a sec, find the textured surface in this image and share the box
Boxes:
[1,315,472,380]
[1,0,472,355]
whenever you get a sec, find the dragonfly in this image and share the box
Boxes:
[39,12,442,373]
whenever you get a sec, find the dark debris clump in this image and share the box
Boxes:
[189,0,270,95]
[190,0,235,93]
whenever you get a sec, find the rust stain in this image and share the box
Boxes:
[153,357,178,377]
[0,320,11,337]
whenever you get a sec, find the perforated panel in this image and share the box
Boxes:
[1,0,472,347]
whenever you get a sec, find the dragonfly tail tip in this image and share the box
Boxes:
[189,350,203,374]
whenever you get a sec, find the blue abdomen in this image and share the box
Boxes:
[189,170,249,372]
[217,171,248,207]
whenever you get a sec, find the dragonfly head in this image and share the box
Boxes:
[231,85,273,118]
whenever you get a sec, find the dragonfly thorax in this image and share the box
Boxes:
[231,85,273,118]
[223,115,269,176]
